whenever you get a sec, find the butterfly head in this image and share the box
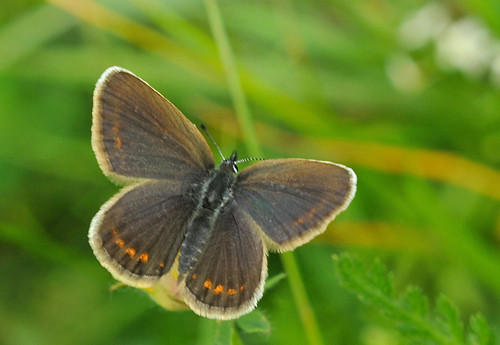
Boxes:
[219,150,238,174]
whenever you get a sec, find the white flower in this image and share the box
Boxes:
[399,2,450,50]
[436,18,494,77]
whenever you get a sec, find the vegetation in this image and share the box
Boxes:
[1,0,500,344]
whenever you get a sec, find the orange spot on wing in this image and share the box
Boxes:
[138,252,149,263]
[112,228,119,236]
[214,285,224,295]
[115,136,122,149]
[115,239,125,248]
[125,248,136,258]
[203,279,212,289]
[296,218,304,225]
[239,285,245,291]
[113,123,120,132]
[191,274,197,279]
[159,262,165,268]
[227,288,237,296]
[308,208,316,218]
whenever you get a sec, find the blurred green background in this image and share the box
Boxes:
[1,0,500,344]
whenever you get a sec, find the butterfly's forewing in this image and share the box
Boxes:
[181,202,267,320]
[92,67,215,184]
[89,180,198,287]
[234,159,357,251]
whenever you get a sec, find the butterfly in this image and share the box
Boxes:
[89,66,357,320]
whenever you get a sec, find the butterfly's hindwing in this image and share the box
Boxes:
[181,202,267,320]
[89,180,200,287]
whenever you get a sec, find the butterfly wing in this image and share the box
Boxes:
[233,159,356,251]
[181,201,267,320]
[89,180,199,288]
[91,67,214,286]
[92,66,215,184]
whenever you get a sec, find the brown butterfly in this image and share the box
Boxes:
[89,67,357,319]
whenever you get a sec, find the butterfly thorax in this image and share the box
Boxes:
[218,150,238,173]
[177,152,238,277]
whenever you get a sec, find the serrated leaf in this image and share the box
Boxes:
[235,310,270,334]
[332,254,353,287]
[370,258,393,297]
[333,253,367,292]
[333,253,496,345]
[468,314,495,345]
[334,254,396,315]
[436,295,464,342]
[400,286,429,318]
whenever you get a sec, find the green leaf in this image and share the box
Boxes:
[436,295,464,342]
[468,314,495,345]
[333,253,393,307]
[370,258,394,297]
[213,320,234,345]
[333,253,495,345]
[235,310,270,334]
[400,286,429,318]
[264,272,286,290]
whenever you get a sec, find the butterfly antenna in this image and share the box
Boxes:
[235,157,266,164]
[200,124,225,160]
